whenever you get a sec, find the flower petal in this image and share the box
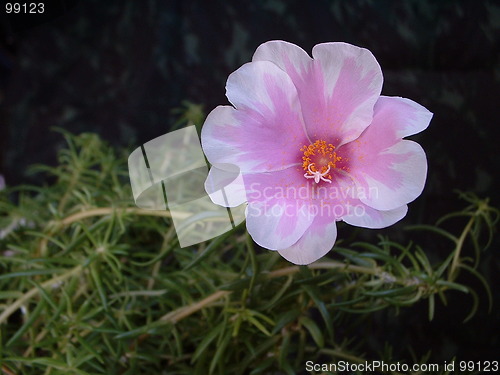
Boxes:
[201,60,309,173]
[376,96,433,138]
[308,43,383,145]
[252,40,313,84]
[253,41,383,146]
[205,164,247,208]
[278,215,337,265]
[340,96,431,211]
[244,167,315,250]
[347,140,427,211]
[342,204,408,229]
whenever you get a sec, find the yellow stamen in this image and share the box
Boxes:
[300,140,342,183]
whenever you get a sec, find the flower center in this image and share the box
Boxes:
[300,140,342,184]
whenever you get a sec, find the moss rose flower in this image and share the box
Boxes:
[201,41,432,265]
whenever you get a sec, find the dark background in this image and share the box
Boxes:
[1,0,498,367]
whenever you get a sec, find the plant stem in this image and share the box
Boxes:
[37,207,188,256]
[448,213,476,281]
[268,262,382,278]
[0,265,83,325]
[60,207,178,226]
[160,290,231,323]
[159,261,383,324]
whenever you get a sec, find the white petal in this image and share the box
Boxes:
[278,217,337,265]
[201,60,309,173]
[342,204,408,229]
[205,164,248,208]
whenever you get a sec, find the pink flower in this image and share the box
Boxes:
[201,41,432,265]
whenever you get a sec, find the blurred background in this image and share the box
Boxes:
[1,0,498,366]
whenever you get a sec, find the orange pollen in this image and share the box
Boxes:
[300,140,342,183]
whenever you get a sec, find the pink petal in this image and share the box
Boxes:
[253,41,383,146]
[277,193,406,264]
[278,215,337,265]
[244,167,315,250]
[342,203,408,229]
[339,96,432,211]
[253,40,312,84]
[376,96,433,138]
[272,170,351,264]
[201,60,309,173]
[297,173,406,229]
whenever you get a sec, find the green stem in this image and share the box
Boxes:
[0,265,83,325]
[38,207,185,256]
[246,232,258,297]
[159,261,383,324]
[448,214,475,281]
[160,290,231,323]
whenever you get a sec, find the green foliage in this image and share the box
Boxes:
[0,127,497,375]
